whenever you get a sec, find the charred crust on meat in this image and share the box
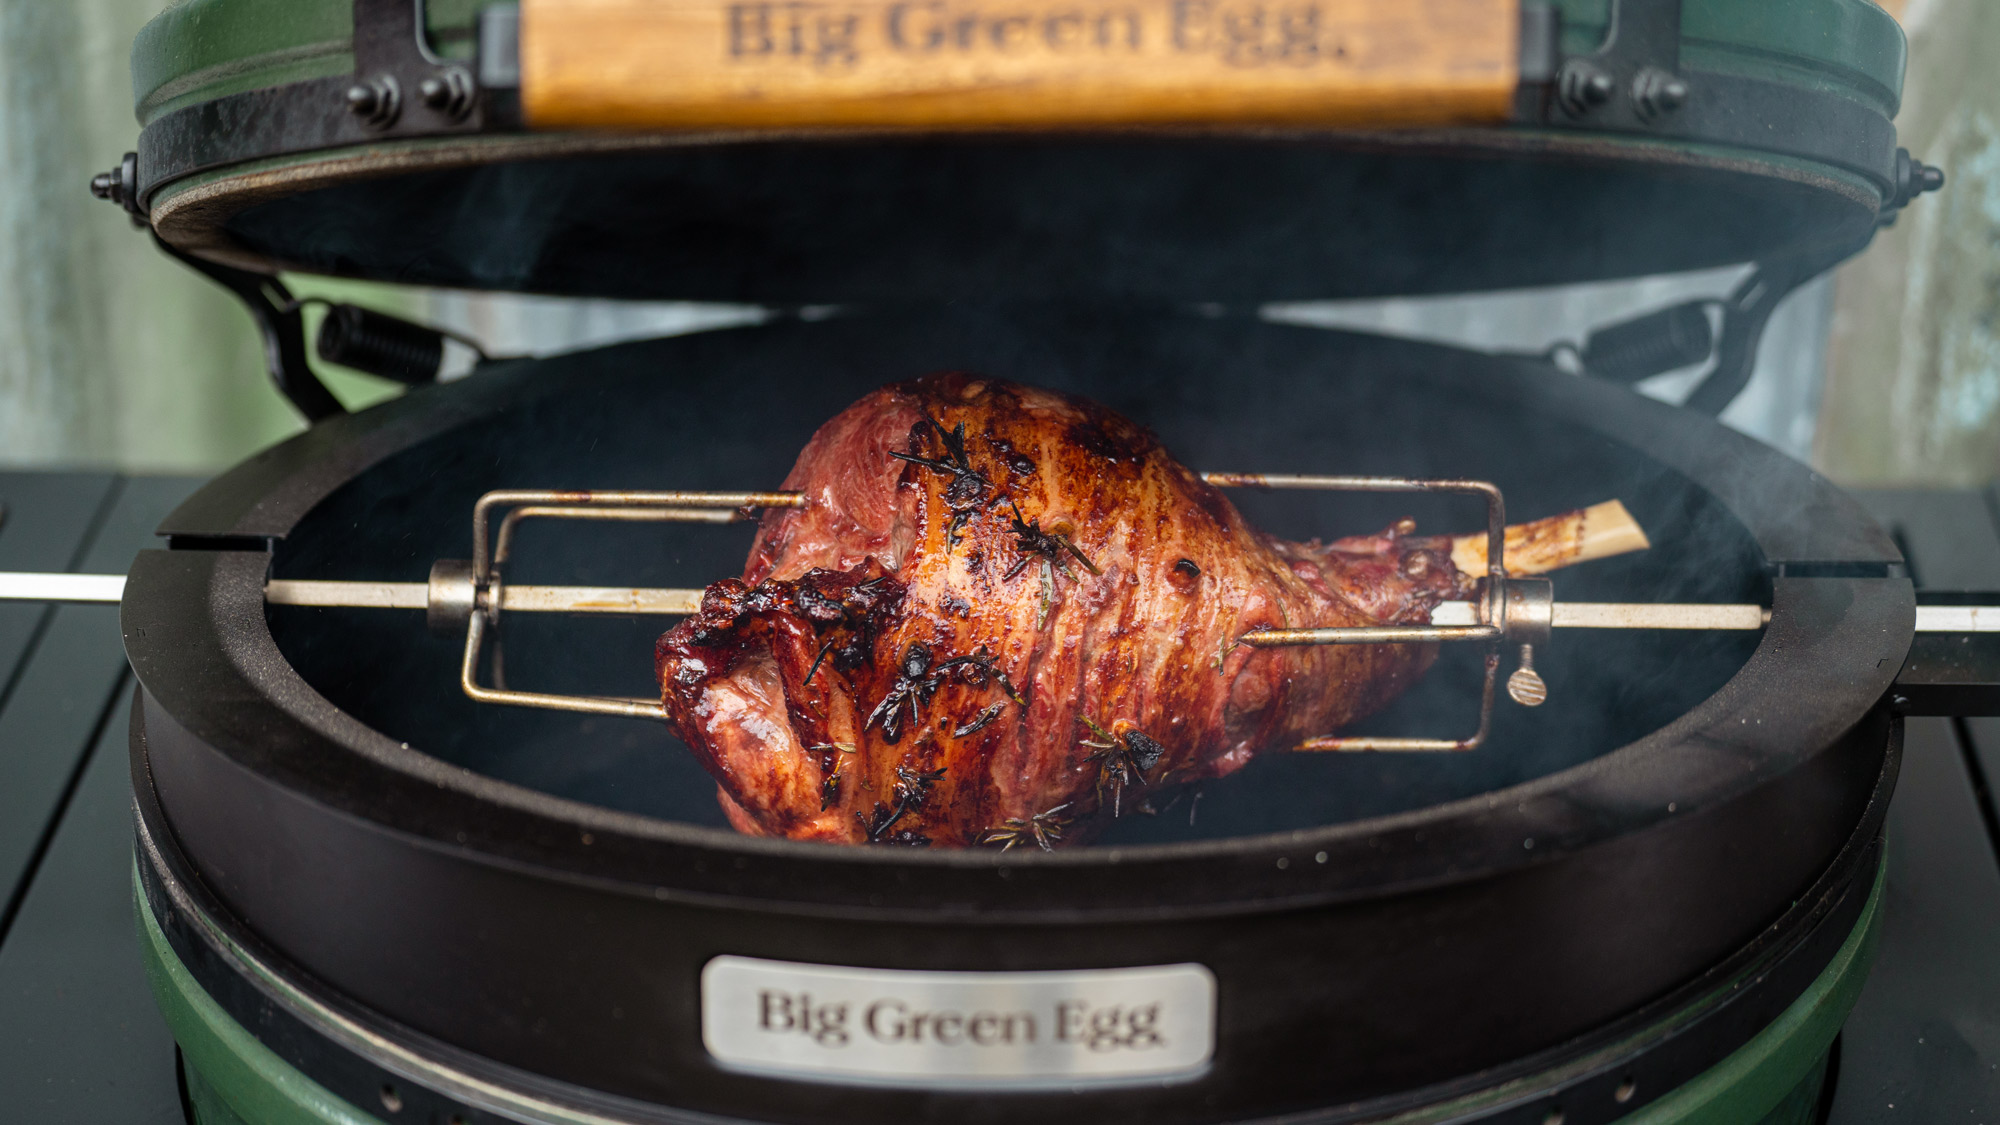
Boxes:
[798,568,903,684]
[1169,556,1202,595]
[654,566,905,712]
[1124,729,1167,772]
[985,436,1038,479]
[940,594,971,618]
[1064,416,1155,467]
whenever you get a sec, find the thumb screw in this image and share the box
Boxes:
[1508,644,1548,707]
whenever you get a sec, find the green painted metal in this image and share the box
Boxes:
[137,857,1884,1125]
[131,0,1905,130]
[1553,0,1906,118]
[131,0,478,127]
[1625,855,1884,1123]
[136,868,385,1125]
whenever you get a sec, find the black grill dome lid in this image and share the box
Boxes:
[117,0,1921,302]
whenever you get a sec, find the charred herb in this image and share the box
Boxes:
[1003,498,1100,580]
[953,702,1006,738]
[1213,630,1244,674]
[1002,498,1100,629]
[865,642,944,742]
[868,643,1027,745]
[981,802,1074,852]
[1079,717,1167,817]
[857,802,899,840]
[804,636,839,685]
[934,646,1028,705]
[795,570,902,686]
[892,416,995,545]
[856,764,947,842]
[894,763,947,810]
[821,772,841,811]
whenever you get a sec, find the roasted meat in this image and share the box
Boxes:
[656,374,1634,848]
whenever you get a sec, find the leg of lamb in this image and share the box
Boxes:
[655,374,1640,848]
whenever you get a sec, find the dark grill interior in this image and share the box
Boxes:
[215,140,1876,302]
[267,308,1768,842]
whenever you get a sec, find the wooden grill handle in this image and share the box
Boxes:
[518,0,1522,131]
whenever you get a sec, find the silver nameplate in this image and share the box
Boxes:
[701,956,1216,1088]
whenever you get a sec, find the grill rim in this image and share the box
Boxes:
[124,316,1910,916]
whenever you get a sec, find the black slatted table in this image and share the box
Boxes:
[1,470,1995,1121]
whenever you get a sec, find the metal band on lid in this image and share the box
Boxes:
[105,0,1928,306]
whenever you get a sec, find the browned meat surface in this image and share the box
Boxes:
[657,374,1472,848]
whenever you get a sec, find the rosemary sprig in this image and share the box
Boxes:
[981,802,1074,852]
[953,702,1006,737]
[890,416,994,544]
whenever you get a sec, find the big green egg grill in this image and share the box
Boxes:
[74,0,1966,1121]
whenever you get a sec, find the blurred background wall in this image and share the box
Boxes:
[0,0,289,469]
[0,0,1989,485]
[1820,0,2000,485]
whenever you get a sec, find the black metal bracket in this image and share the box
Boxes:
[1511,2,1561,120]
[348,0,479,129]
[1678,236,1865,416]
[1894,592,2000,717]
[1551,0,1684,126]
[1559,232,1859,415]
[1524,0,1935,218]
[151,236,345,423]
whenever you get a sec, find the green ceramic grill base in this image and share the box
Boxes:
[140,860,1884,1125]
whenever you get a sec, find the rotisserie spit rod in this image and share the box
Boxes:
[0,492,1657,619]
[0,574,1810,631]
